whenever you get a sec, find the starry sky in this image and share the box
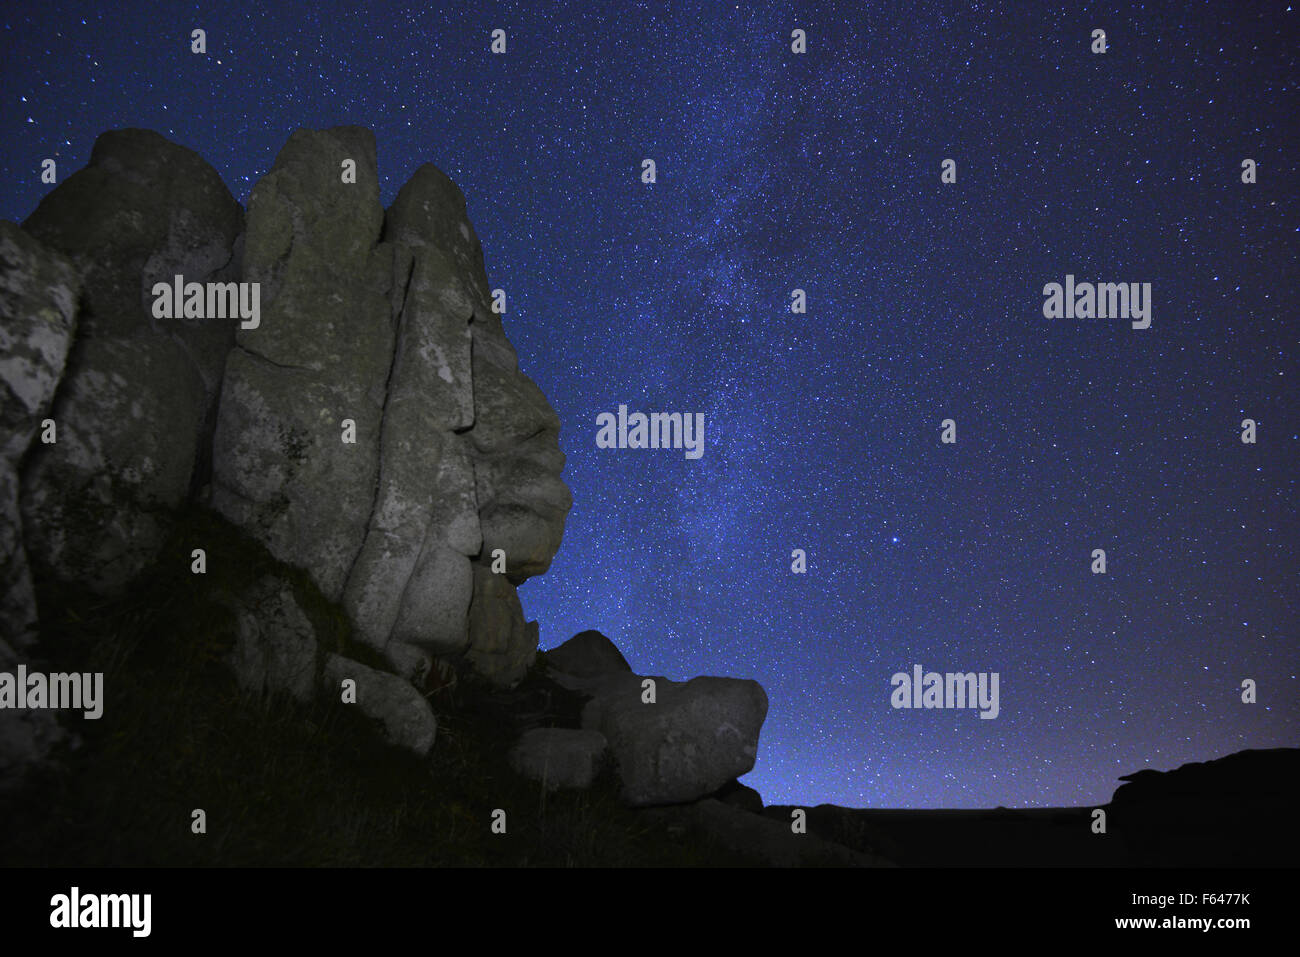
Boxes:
[3,1,1297,808]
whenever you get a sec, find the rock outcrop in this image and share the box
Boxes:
[0,125,898,871]
[2,129,785,857]
[1,126,569,780]
[3,126,568,686]
[208,128,570,688]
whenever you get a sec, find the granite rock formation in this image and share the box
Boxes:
[1,126,570,773]
[3,129,784,837]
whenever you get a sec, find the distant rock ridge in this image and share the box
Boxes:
[1106,747,1300,865]
[1110,746,1300,803]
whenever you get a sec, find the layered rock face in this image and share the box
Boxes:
[210,128,570,687]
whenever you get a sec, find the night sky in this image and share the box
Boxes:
[3,1,1296,809]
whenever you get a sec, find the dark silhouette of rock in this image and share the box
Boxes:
[1111,747,1300,804]
[714,778,764,813]
[545,629,632,680]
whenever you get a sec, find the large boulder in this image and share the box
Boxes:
[580,672,768,807]
[18,129,243,593]
[321,652,437,756]
[211,131,571,688]
[19,128,242,388]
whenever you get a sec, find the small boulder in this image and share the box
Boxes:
[219,574,318,703]
[582,673,767,807]
[321,653,437,756]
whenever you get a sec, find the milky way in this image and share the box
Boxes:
[3,1,1296,807]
